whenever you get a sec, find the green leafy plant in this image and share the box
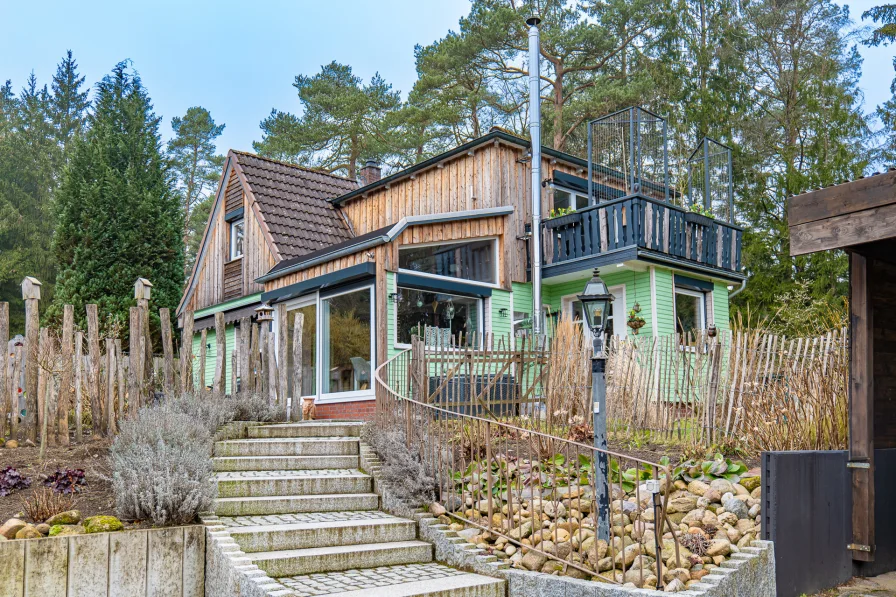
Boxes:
[609,459,654,492]
[687,203,715,218]
[660,453,748,484]
[548,206,574,219]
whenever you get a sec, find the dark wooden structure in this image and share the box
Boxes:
[788,169,896,565]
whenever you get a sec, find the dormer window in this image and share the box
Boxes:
[230,219,244,259]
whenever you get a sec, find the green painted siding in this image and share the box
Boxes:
[713,281,731,333]
[511,282,532,320]
[192,324,237,394]
[652,268,676,336]
[386,271,401,361]
[490,289,512,339]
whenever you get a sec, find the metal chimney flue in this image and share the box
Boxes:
[527,13,543,336]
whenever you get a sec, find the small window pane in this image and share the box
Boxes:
[231,220,244,259]
[399,240,495,284]
[322,288,372,394]
[553,189,573,211]
[396,288,479,345]
[675,290,704,337]
[574,193,590,210]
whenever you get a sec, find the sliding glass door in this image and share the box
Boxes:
[321,286,374,398]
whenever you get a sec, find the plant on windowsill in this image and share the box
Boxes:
[684,203,715,227]
[627,306,646,335]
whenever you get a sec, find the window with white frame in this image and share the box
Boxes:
[674,287,707,343]
[398,239,497,285]
[321,286,374,396]
[230,219,244,259]
[395,287,481,347]
[561,284,625,338]
[552,187,589,213]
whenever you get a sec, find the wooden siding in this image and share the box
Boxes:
[223,259,242,300]
[183,170,276,313]
[338,142,596,284]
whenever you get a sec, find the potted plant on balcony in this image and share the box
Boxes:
[545,206,580,228]
[684,203,715,227]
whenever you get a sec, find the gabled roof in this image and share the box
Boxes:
[230,151,355,259]
[177,151,358,315]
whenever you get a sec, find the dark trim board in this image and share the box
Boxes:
[674,274,714,292]
[261,263,376,304]
[542,247,640,278]
[224,207,244,222]
[637,250,746,283]
[395,273,493,297]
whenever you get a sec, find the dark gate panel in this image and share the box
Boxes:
[763,449,896,597]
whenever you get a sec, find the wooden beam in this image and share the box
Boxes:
[790,202,896,256]
[788,170,896,227]
[849,252,875,561]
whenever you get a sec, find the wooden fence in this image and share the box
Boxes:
[0,277,305,448]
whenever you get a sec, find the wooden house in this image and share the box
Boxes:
[179,128,745,418]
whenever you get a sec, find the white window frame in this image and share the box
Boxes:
[560,284,626,338]
[393,286,484,349]
[552,185,590,212]
[674,286,708,350]
[275,284,376,404]
[397,237,500,289]
[230,219,244,260]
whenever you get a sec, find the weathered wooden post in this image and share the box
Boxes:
[22,277,41,443]
[128,307,143,414]
[231,325,239,396]
[278,307,288,410]
[10,344,23,440]
[214,312,226,395]
[250,323,260,394]
[115,339,125,420]
[105,338,117,435]
[267,332,278,407]
[239,317,250,395]
[57,305,73,445]
[74,332,83,441]
[134,278,153,384]
[198,329,208,393]
[180,311,194,394]
[38,327,52,458]
[86,304,103,435]
[159,308,174,396]
[0,302,7,439]
[292,312,304,422]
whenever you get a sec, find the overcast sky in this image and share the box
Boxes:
[1,0,892,155]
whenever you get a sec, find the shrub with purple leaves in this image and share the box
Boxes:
[43,469,87,494]
[0,467,32,497]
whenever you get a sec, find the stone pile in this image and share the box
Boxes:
[434,474,762,592]
[0,511,124,541]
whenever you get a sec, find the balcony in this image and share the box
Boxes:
[542,194,743,278]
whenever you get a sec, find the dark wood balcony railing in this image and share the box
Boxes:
[542,194,743,274]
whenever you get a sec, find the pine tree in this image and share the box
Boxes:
[50,50,90,159]
[254,62,402,179]
[168,106,224,274]
[51,61,183,337]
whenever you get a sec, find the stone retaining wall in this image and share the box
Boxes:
[359,439,777,597]
[0,525,204,597]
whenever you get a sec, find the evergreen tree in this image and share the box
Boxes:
[51,61,183,337]
[254,62,402,179]
[863,2,896,88]
[167,106,224,274]
[50,50,90,159]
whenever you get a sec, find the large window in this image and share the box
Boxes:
[399,240,496,284]
[285,302,317,398]
[552,187,589,212]
[395,287,481,347]
[322,287,373,395]
[230,219,244,259]
[674,287,706,339]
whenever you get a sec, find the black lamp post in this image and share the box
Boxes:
[577,268,613,542]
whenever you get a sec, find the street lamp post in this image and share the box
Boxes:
[577,268,613,543]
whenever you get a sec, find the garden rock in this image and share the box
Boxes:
[723,496,750,519]
[35,524,50,535]
[49,524,85,537]
[15,525,42,539]
[687,480,710,496]
[665,578,686,592]
[4,439,18,449]
[83,515,123,534]
[710,479,735,494]
[46,510,81,526]
[706,539,732,557]
[521,550,548,571]
[0,518,27,539]
[429,502,446,517]
[668,494,699,513]
[740,476,761,491]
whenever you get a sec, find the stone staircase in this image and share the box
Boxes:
[207,421,505,597]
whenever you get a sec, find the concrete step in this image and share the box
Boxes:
[215,470,371,498]
[248,422,363,439]
[214,437,359,457]
[249,541,433,577]
[212,455,360,472]
[213,493,380,516]
[277,563,505,597]
[229,517,417,553]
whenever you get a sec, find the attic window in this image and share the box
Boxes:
[230,219,244,259]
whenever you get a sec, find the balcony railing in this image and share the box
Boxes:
[543,194,743,274]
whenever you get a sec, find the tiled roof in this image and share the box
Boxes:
[231,151,356,259]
